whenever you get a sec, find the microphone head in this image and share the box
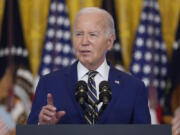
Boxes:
[76,80,87,91]
[99,81,110,92]
[75,80,88,104]
[99,81,112,104]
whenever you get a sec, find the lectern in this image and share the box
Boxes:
[16,124,171,135]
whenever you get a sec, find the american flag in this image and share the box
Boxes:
[39,0,75,76]
[130,0,168,100]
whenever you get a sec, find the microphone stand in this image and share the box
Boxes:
[80,101,98,125]
[82,100,109,125]
[91,103,97,125]
[90,101,108,124]
[80,103,92,121]
[87,102,98,125]
[98,103,107,116]
[82,98,110,125]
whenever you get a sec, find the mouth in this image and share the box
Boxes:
[80,50,91,55]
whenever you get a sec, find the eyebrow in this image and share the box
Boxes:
[89,31,100,33]
[74,31,100,33]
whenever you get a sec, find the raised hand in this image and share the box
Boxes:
[172,108,180,135]
[38,93,66,124]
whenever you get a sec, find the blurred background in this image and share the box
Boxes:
[0,0,180,134]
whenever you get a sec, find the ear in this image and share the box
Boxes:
[107,34,115,51]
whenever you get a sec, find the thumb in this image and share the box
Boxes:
[47,93,54,105]
[56,111,66,121]
[174,108,180,116]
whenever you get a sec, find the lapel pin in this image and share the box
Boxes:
[114,80,120,84]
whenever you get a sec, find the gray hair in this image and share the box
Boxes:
[73,7,115,37]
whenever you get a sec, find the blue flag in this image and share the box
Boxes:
[130,0,168,100]
[0,0,30,79]
[39,0,75,76]
[163,16,180,115]
[169,17,180,90]
[102,0,123,67]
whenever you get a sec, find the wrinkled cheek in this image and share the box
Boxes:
[75,52,80,59]
[73,46,77,53]
[73,48,79,57]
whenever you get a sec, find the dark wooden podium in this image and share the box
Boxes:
[16,124,171,135]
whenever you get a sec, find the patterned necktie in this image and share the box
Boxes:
[84,70,98,125]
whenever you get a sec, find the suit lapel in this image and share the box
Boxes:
[65,61,86,123]
[98,65,122,123]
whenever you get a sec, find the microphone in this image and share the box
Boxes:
[99,81,112,104]
[75,80,88,105]
[98,81,112,116]
[75,80,91,122]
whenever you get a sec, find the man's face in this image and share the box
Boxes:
[73,13,114,70]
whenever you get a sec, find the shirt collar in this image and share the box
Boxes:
[96,59,109,79]
[77,59,109,80]
[77,61,89,80]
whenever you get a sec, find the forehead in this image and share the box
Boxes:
[75,13,106,31]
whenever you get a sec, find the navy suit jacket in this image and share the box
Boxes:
[27,61,151,124]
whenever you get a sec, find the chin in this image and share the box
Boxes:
[79,56,90,62]
[80,59,91,65]
[80,59,92,66]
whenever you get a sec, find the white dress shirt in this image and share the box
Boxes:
[77,59,110,110]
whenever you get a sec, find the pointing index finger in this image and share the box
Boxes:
[47,93,54,105]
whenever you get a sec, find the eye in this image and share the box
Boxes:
[89,33,98,37]
[75,32,83,37]
[90,33,96,37]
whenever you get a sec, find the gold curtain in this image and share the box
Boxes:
[19,0,50,76]
[0,0,5,37]
[115,0,143,70]
[66,0,102,33]
[159,0,180,59]
[0,0,179,76]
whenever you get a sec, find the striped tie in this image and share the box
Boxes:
[84,70,98,125]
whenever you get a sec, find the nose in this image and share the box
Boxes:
[82,34,89,45]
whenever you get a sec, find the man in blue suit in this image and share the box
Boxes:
[27,7,151,124]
